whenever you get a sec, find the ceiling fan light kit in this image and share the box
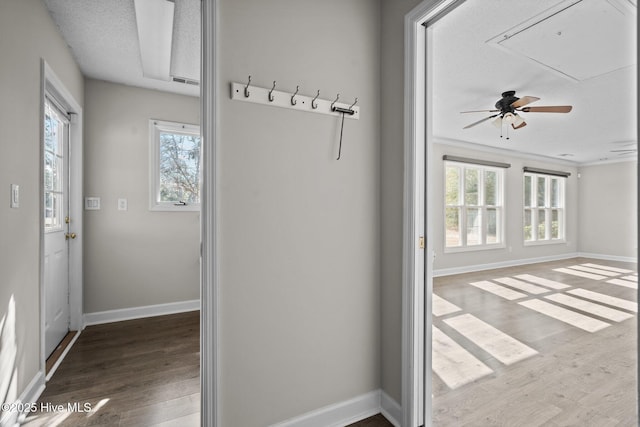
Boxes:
[462,90,573,138]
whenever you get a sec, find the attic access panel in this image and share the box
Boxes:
[488,0,637,81]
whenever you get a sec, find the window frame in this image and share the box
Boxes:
[523,172,566,245]
[149,119,202,212]
[444,160,506,253]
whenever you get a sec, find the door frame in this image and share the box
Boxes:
[201,0,219,425]
[401,1,465,426]
[39,60,83,377]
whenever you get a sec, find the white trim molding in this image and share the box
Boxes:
[201,0,219,426]
[0,371,46,427]
[380,391,402,427]
[402,1,467,426]
[83,300,199,326]
[269,390,396,427]
[577,252,638,264]
[433,253,580,277]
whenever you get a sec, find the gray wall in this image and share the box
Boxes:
[0,0,83,401]
[380,0,423,406]
[432,142,579,272]
[83,79,200,313]
[217,0,381,424]
[578,161,637,259]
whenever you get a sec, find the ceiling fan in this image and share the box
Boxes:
[462,90,572,131]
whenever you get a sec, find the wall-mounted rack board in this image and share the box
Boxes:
[230,82,360,120]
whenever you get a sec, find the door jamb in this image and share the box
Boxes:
[39,60,83,376]
[201,0,219,425]
[401,1,464,426]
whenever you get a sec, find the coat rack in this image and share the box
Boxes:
[230,77,360,120]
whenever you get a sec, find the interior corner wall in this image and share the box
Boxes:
[431,143,579,272]
[577,161,637,260]
[0,0,83,402]
[217,0,381,425]
[380,0,424,407]
[83,79,200,313]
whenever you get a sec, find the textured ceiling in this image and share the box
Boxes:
[43,0,200,97]
[431,0,637,164]
[43,0,636,163]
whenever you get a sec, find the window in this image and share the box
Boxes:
[44,98,68,231]
[149,120,201,211]
[523,172,565,243]
[445,161,505,251]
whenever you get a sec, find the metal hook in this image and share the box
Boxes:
[331,94,340,111]
[268,81,276,102]
[244,75,251,98]
[348,97,358,111]
[311,90,320,109]
[291,86,299,106]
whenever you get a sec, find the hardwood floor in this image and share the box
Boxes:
[20,257,637,426]
[22,311,200,427]
[431,257,638,426]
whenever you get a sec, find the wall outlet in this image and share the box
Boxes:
[10,184,19,208]
[118,198,128,211]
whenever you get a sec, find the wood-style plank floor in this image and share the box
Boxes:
[432,257,638,426]
[22,311,200,427]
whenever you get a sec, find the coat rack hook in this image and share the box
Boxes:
[244,75,251,98]
[311,90,320,109]
[348,97,358,110]
[291,86,299,106]
[331,94,340,111]
[268,81,276,102]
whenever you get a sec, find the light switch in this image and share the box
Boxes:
[118,198,128,211]
[85,197,101,210]
[10,184,19,208]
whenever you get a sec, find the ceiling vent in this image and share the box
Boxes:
[487,0,637,81]
[172,76,200,86]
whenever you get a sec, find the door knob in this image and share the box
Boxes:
[65,232,77,240]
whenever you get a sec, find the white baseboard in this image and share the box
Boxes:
[269,390,383,427]
[380,391,402,427]
[577,252,637,264]
[83,299,200,326]
[433,253,579,277]
[0,371,45,427]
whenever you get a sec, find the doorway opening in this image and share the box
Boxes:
[40,60,84,379]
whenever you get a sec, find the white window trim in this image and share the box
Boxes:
[149,119,201,211]
[523,172,566,245]
[444,161,506,253]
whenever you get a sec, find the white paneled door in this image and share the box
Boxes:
[43,97,71,358]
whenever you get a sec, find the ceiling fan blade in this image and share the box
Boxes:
[520,106,573,113]
[463,114,499,129]
[460,109,500,114]
[512,121,527,130]
[510,96,540,108]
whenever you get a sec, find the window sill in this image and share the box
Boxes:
[150,203,200,212]
[524,239,566,247]
[444,243,506,254]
